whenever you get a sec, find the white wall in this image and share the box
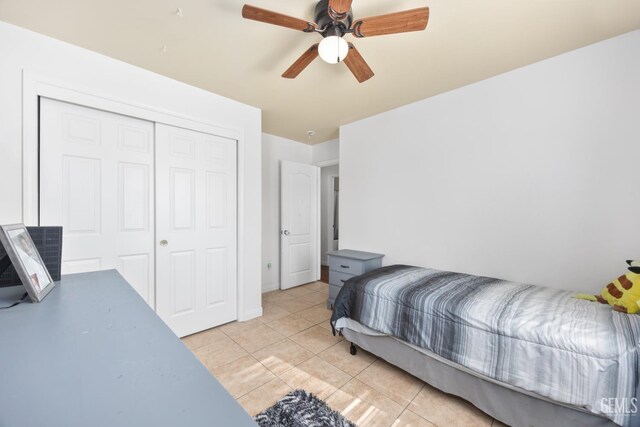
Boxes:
[0,21,263,319]
[340,30,640,293]
[313,139,340,164]
[321,165,339,265]
[261,133,312,292]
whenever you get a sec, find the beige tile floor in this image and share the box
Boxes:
[182,281,508,427]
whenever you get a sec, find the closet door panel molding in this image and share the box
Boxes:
[40,98,155,308]
[155,123,238,337]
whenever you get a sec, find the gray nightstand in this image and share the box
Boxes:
[327,249,384,309]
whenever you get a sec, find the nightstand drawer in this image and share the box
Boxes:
[326,250,385,310]
[329,257,363,275]
[329,270,356,287]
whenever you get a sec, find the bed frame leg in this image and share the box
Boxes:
[350,342,357,356]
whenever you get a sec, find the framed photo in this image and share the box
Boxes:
[0,224,55,302]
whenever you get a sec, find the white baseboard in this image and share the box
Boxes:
[262,283,279,293]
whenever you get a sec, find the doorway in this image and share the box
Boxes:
[320,164,339,283]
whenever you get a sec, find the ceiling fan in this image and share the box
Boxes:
[241,0,430,83]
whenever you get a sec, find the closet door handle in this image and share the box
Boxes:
[340,265,349,269]
[159,240,169,247]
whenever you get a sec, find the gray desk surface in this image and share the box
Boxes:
[0,270,256,427]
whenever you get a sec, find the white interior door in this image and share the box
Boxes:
[155,123,237,337]
[280,160,320,289]
[40,98,156,307]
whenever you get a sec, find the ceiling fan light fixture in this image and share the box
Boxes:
[318,35,349,64]
[242,2,429,82]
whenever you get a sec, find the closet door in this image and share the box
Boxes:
[155,123,237,337]
[40,98,155,307]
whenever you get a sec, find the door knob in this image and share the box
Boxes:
[282,230,290,236]
[160,240,168,247]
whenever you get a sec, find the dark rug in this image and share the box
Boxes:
[255,389,355,427]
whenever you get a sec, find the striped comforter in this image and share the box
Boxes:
[331,265,640,426]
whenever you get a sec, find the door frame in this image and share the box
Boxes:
[315,158,339,168]
[315,158,339,266]
[325,172,339,265]
[22,70,249,320]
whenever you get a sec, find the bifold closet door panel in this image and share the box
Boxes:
[155,123,238,337]
[39,98,156,308]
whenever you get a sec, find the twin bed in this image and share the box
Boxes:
[330,265,640,427]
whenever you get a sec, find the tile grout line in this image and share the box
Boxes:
[401,382,426,416]
[229,353,277,402]
[227,323,286,354]
[264,316,332,339]
[193,284,452,427]
[351,360,434,425]
[215,285,336,414]
[254,333,354,392]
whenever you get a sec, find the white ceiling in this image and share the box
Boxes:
[1,0,639,144]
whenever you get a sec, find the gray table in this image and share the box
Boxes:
[0,270,256,427]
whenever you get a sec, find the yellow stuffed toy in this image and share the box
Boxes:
[575,260,640,314]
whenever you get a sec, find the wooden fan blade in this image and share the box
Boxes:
[242,5,317,32]
[352,7,429,37]
[282,44,320,79]
[343,43,374,83]
[328,0,352,20]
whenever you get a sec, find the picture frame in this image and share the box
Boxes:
[0,224,55,302]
